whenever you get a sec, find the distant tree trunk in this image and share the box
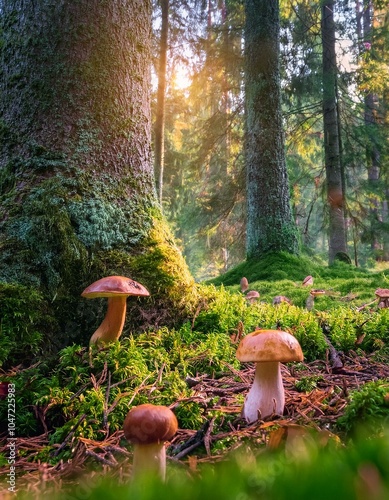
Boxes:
[154,0,169,205]
[383,186,389,260]
[363,1,381,256]
[0,0,194,348]
[321,0,348,263]
[244,0,298,258]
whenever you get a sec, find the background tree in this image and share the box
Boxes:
[244,0,298,258]
[149,0,389,278]
[321,0,348,263]
[0,0,195,351]
[157,0,246,279]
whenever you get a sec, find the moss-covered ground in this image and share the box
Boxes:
[0,253,389,498]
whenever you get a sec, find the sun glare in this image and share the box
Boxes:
[171,64,191,90]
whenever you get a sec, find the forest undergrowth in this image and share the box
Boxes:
[1,254,389,498]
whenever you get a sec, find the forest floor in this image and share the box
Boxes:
[2,349,389,498]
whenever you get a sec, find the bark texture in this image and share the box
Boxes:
[244,0,298,259]
[321,0,348,263]
[0,0,195,349]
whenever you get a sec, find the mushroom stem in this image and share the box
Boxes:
[132,442,167,481]
[90,296,127,345]
[242,361,285,423]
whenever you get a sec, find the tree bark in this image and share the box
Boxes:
[0,0,194,348]
[321,0,348,263]
[363,1,381,256]
[244,0,298,259]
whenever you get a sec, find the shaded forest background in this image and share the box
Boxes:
[151,0,389,280]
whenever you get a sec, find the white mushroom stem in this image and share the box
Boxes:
[89,296,127,345]
[242,361,285,423]
[132,442,167,481]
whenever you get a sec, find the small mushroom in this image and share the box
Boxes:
[375,288,389,309]
[245,290,260,304]
[302,275,314,286]
[305,289,326,311]
[236,329,303,423]
[123,403,178,481]
[82,275,149,345]
[240,277,249,293]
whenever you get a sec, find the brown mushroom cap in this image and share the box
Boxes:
[302,275,314,286]
[236,329,303,363]
[123,404,178,445]
[309,289,326,297]
[82,276,149,299]
[375,288,389,299]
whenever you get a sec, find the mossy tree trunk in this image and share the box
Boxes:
[0,0,195,351]
[244,0,298,259]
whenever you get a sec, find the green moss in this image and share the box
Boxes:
[0,283,58,368]
[0,165,197,348]
[336,379,389,438]
[209,252,323,286]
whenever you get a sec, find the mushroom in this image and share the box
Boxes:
[236,329,303,423]
[375,288,389,308]
[245,290,260,304]
[240,277,249,293]
[82,275,149,345]
[123,403,178,481]
[302,275,314,286]
[305,289,325,311]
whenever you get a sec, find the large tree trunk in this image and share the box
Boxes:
[244,0,298,259]
[321,0,348,263]
[0,0,194,350]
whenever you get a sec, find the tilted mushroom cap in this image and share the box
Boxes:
[82,276,149,298]
[123,404,178,445]
[236,329,303,363]
[309,289,326,297]
[302,275,314,286]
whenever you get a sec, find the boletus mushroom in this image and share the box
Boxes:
[375,288,389,309]
[236,329,303,423]
[305,289,326,311]
[245,290,260,304]
[82,275,149,345]
[240,277,249,293]
[123,403,178,481]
